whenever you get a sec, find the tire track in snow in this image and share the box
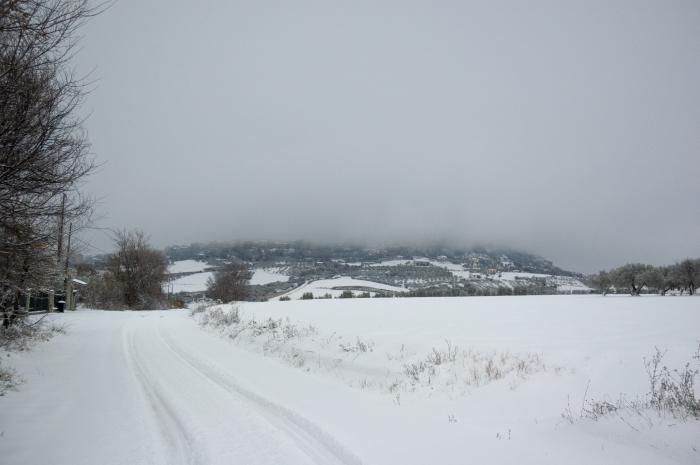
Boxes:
[154,318,363,465]
[122,316,198,465]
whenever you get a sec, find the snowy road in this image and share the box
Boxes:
[0,311,361,465]
[123,314,359,465]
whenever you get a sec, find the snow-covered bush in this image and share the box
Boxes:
[199,306,240,328]
[563,344,700,424]
[340,337,373,353]
[191,306,555,400]
[0,315,66,352]
[0,360,22,395]
[188,302,211,317]
[645,345,699,419]
[402,342,546,390]
[0,360,24,396]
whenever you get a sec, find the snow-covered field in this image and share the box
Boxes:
[168,260,209,274]
[363,259,591,290]
[169,268,289,293]
[275,277,405,300]
[250,269,290,286]
[498,272,591,291]
[1,295,698,464]
[170,271,213,293]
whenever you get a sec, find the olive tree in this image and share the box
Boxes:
[645,266,678,296]
[589,270,614,296]
[672,258,700,295]
[611,263,654,296]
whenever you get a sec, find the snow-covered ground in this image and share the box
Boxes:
[369,259,412,267]
[1,295,699,464]
[498,272,591,291]
[275,277,405,300]
[362,259,591,291]
[250,268,290,286]
[168,259,209,274]
[370,257,463,271]
[170,271,213,292]
[168,267,289,292]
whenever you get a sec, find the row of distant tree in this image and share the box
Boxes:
[82,244,700,308]
[588,259,700,296]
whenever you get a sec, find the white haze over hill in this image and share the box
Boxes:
[76,1,700,274]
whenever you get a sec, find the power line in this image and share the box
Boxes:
[72,236,109,255]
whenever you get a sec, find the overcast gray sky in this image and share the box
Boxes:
[76,1,700,273]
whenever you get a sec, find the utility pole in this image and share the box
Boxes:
[64,223,72,273]
[64,223,72,310]
[167,272,172,307]
[56,194,66,260]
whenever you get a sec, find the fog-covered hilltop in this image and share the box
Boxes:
[165,241,582,276]
[162,241,589,302]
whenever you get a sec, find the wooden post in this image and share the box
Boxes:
[64,223,72,273]
[66,280,74,310]
[48,290,54,312]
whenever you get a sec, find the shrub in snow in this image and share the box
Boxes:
[199,306,241,328]
[0,315,66,352]
[645,345,699,420]
[194,306,320,368]
[188,302,210,317]
[191,307,555,400]
[0,360,22,395]
[339,337,373,353]
[402,342,546,390]
[563,344,700,425]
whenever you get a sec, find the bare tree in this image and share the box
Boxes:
[206,263,252,303]
[1,1,108,325]
[104,230,168,309]
[589,270,613,296]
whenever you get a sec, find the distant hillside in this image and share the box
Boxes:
[163,241,583,277]
[162,242,590,302]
